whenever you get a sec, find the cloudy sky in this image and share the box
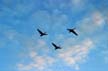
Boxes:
[0,0,108,71]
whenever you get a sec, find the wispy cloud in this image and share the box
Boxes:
[17,63,32,71]
[58,38,93,70]
[92,11,105,26]
[17,37,94,71]
[76,10,106,37]
[17,51,55,71]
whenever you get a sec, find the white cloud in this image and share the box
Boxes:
[32,56,46,70]
[17,37,54,71]
[29,51,37,58]
[58,39,93,70]
[17,63,32,71]
[77,11,105,36]
[18,51,55,71]
[92,11,105,26]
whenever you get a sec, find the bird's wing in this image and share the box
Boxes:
[52,43,57,47]
[72,30,78,36]
[37,29,43,34]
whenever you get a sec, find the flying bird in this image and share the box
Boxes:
[37,29,48,36]
[67,28,78,36]
[52,43,62,50]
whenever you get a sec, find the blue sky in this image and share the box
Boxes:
[0,0,108,71]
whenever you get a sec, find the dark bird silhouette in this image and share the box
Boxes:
[37,29,48,36]
[67,28,78,36]
[52,43,62,50]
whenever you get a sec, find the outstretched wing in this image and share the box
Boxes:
[37,29,43,35]
[72,30,78,36]
[52,43,57,48]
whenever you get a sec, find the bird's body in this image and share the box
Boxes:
[67,28,78,36]
[52,43,61,50]
[37,29,48,37]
